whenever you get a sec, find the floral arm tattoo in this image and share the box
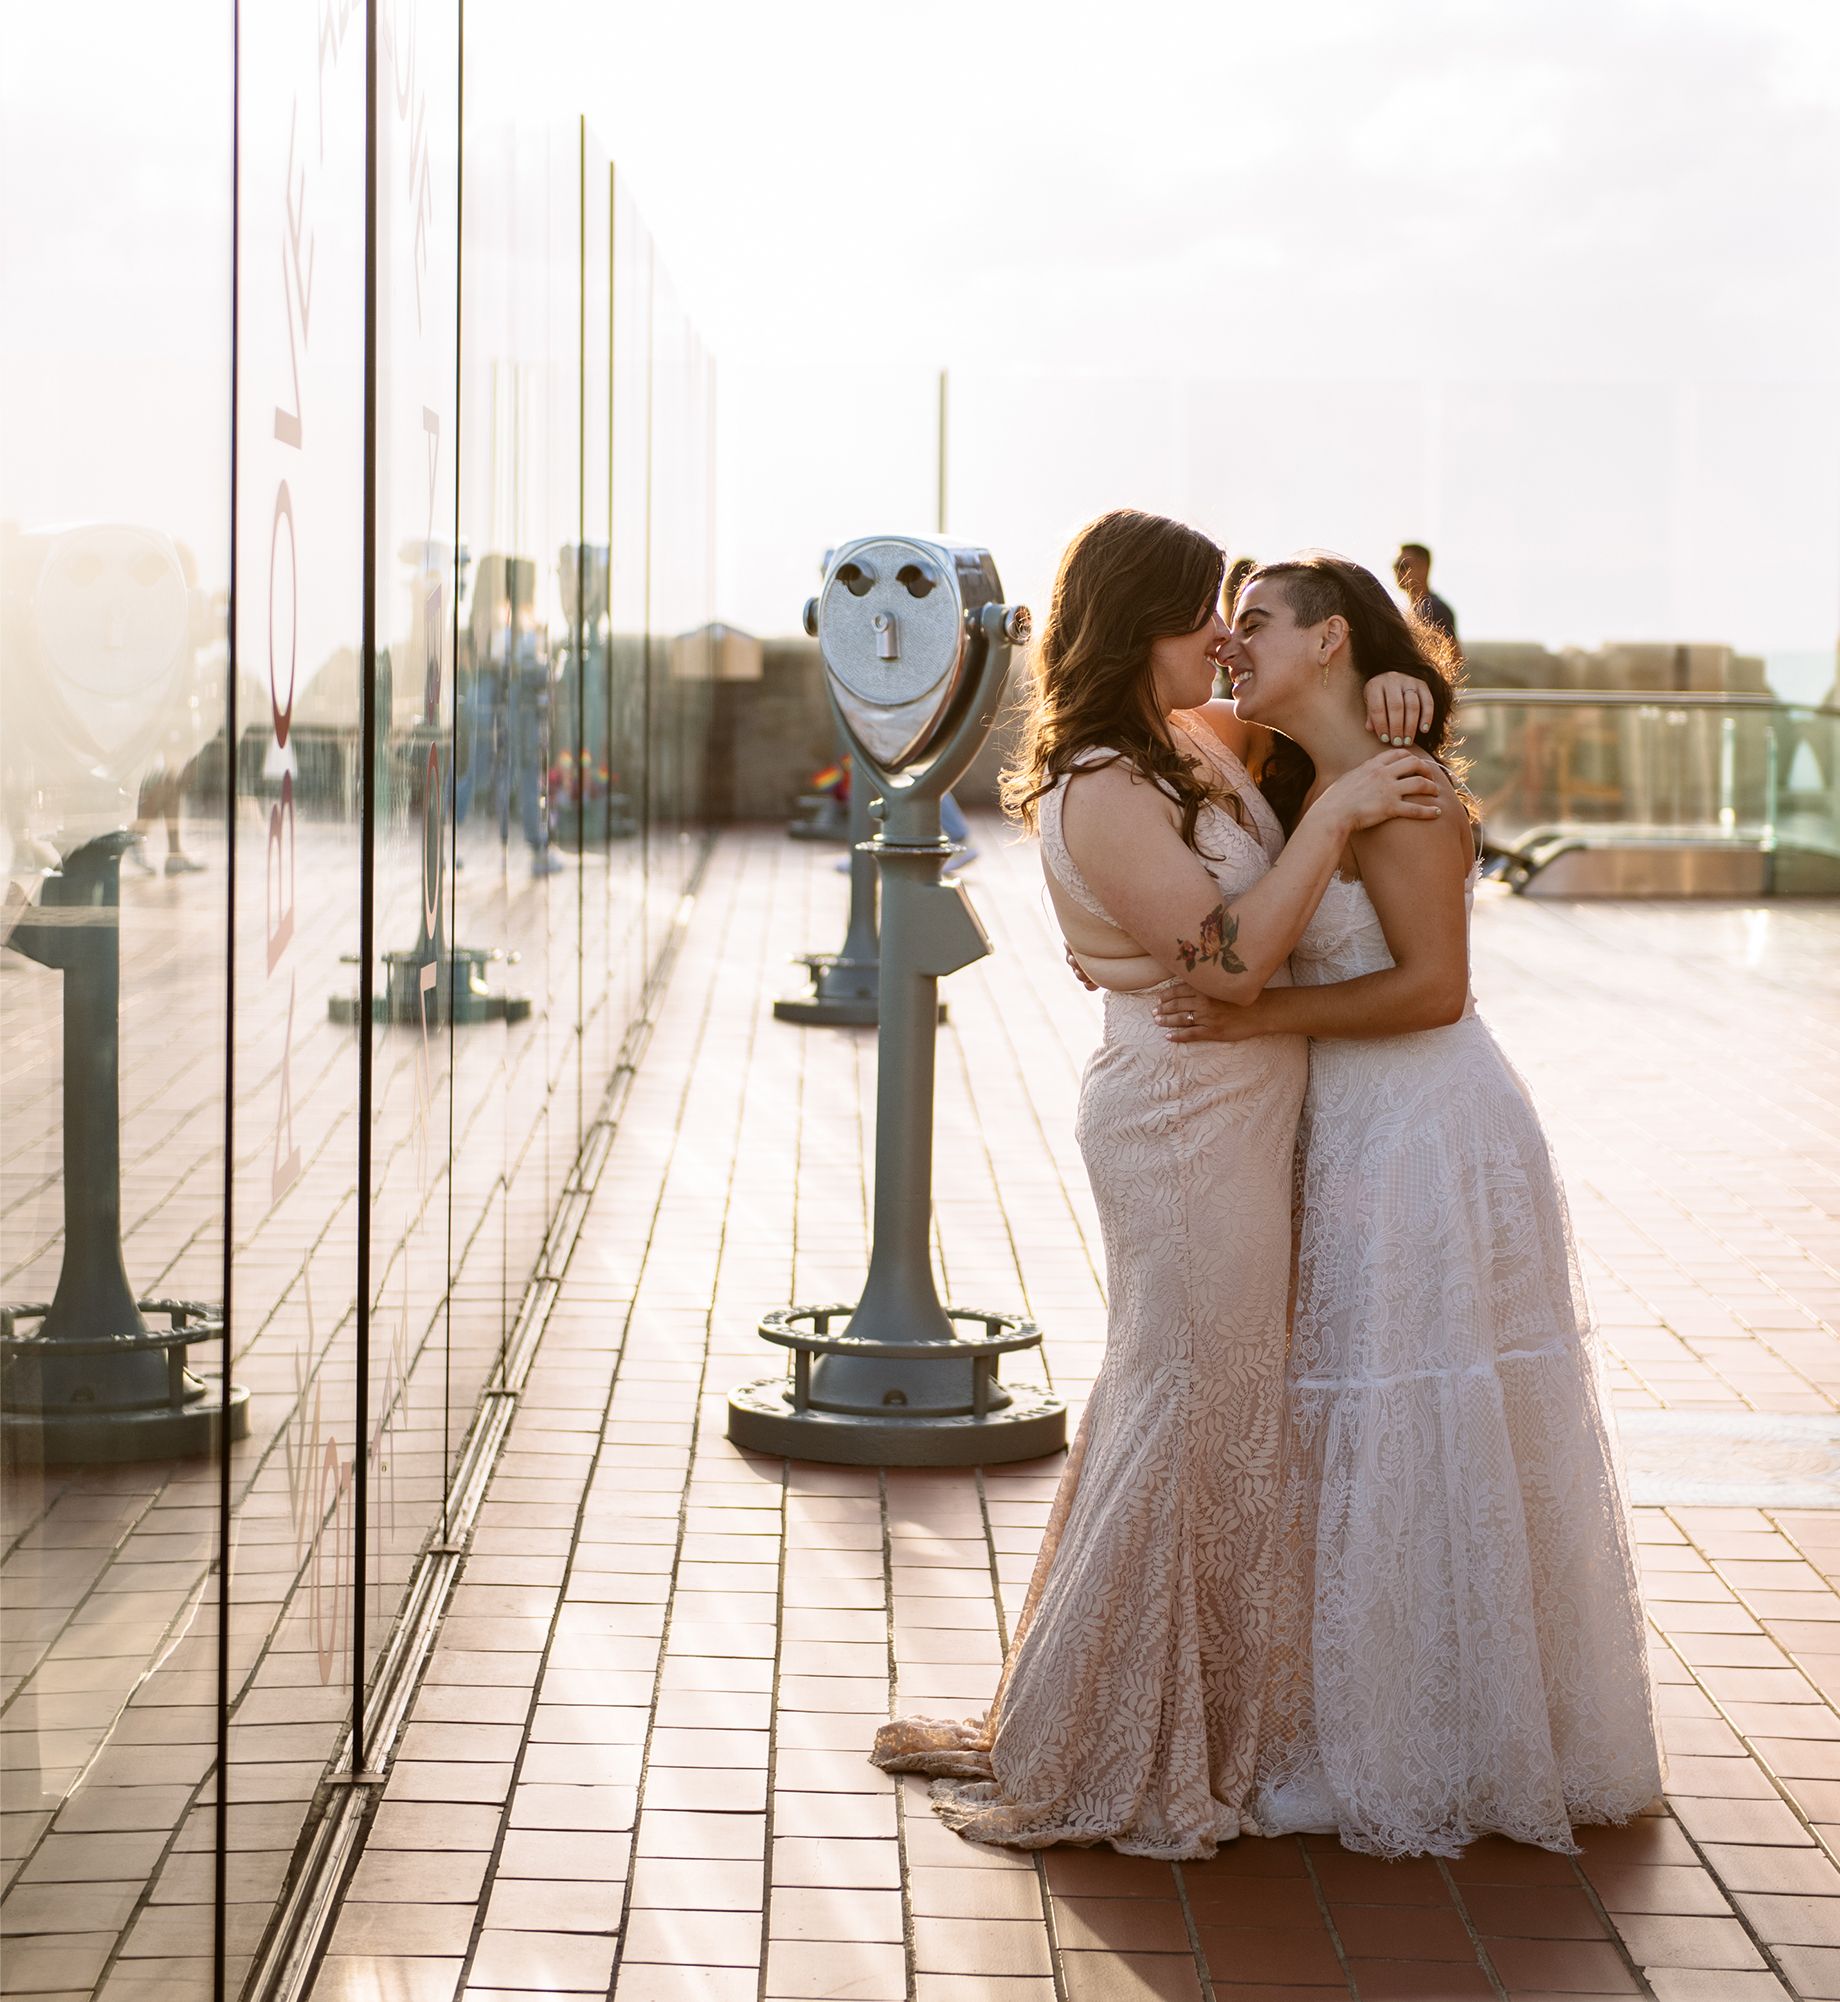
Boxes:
[1175,902,1246,975]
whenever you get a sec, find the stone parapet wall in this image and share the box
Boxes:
[704,636,1025,821]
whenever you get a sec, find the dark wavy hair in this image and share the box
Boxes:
[1003,508,1229,850]
[1247,552,1471,833]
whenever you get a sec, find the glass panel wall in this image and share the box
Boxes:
[0,9,716,1997]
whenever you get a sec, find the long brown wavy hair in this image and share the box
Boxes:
[1003,508,1229,851]
[1246,552,1472,833]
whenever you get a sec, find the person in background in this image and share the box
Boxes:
[1393,542,1458,650]
[127,762,204,876]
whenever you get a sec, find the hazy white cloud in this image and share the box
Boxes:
[5,0,1834,676]
[554,0,1834,663]
[554,0,1839,385]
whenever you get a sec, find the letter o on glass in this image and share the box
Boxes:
[423,742,441,936]
[269,480,297,748]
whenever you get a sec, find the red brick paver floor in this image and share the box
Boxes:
[305,824,1840,2002]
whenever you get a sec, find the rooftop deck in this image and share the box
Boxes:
[12,816,1840,2001]
[276,820,1840,2002]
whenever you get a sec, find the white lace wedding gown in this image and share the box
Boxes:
[1251,867,1665,1857]
[872,720,1308,1856]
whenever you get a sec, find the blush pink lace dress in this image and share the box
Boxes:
[1250,868,1665,1857]
[871,719,1308,1857]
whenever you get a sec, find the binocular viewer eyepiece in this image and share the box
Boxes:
[801,535,1030,779]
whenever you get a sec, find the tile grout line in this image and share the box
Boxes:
[753,1451,789,2002]
[879,1465,919,2002]
[1635,1548,1833,1994]
[608,837,774,2001]
[420,848,734,2002]
[975,1466,1069,2002]
[1429,1856,1514,2001]
[1167,1861,1218,2002]
[1295,1839,1361,2000]
[1560,1848,1660,2000]
[1656,1514,1840,1881]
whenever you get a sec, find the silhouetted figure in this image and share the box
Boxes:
[1394,542,1458,650]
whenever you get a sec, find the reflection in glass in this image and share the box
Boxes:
[2,10,712,1997]
[2,6,235,1995]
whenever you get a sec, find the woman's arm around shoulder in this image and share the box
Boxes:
[1184,676,1438,763]
[1059,749,1441,1007]
[1154,762,1471,1043]
[1058,759,1271,1004]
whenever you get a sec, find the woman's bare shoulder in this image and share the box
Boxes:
[1060,754,1179,842]
[1354,760,1474,880]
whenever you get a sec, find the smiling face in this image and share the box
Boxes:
[1147,599,1227,716]
[1222,575,1333,728]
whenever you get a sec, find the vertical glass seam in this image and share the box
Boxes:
[350,0,380,1769]
[642,236,655,875]
[577,116,587,1135]
[442,0,466,1546]
[218,2,242,1995]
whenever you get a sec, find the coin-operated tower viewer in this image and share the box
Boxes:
[729,535,1066,1466]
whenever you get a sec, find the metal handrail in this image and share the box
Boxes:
[1459,688,1837,716]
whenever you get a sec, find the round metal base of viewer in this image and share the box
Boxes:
[726,1375,1066,1467]
[329,945,531,1027]
[788,807,850,843]
[772,993,882,1027]
[3,1381,250,1465]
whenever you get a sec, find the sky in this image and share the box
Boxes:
[538,0,1840,687]
[4,0,1838,696]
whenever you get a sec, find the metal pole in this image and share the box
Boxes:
[935,369,948,536]
[35,841,142,1349]
[774,759,883,1026]
[1,834,248,1458]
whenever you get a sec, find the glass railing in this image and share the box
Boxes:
[1455,691,1840,876]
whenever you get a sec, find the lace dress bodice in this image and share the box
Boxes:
[1036,713,1287,990]
[1291,863,1479,1011]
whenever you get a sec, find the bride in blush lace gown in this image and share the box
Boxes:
[1158,554,1664,1857]
[871,511,1442,1857]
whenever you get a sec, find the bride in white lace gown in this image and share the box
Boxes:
[1159,554,1664,1857]
[871,511,1443,1856]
